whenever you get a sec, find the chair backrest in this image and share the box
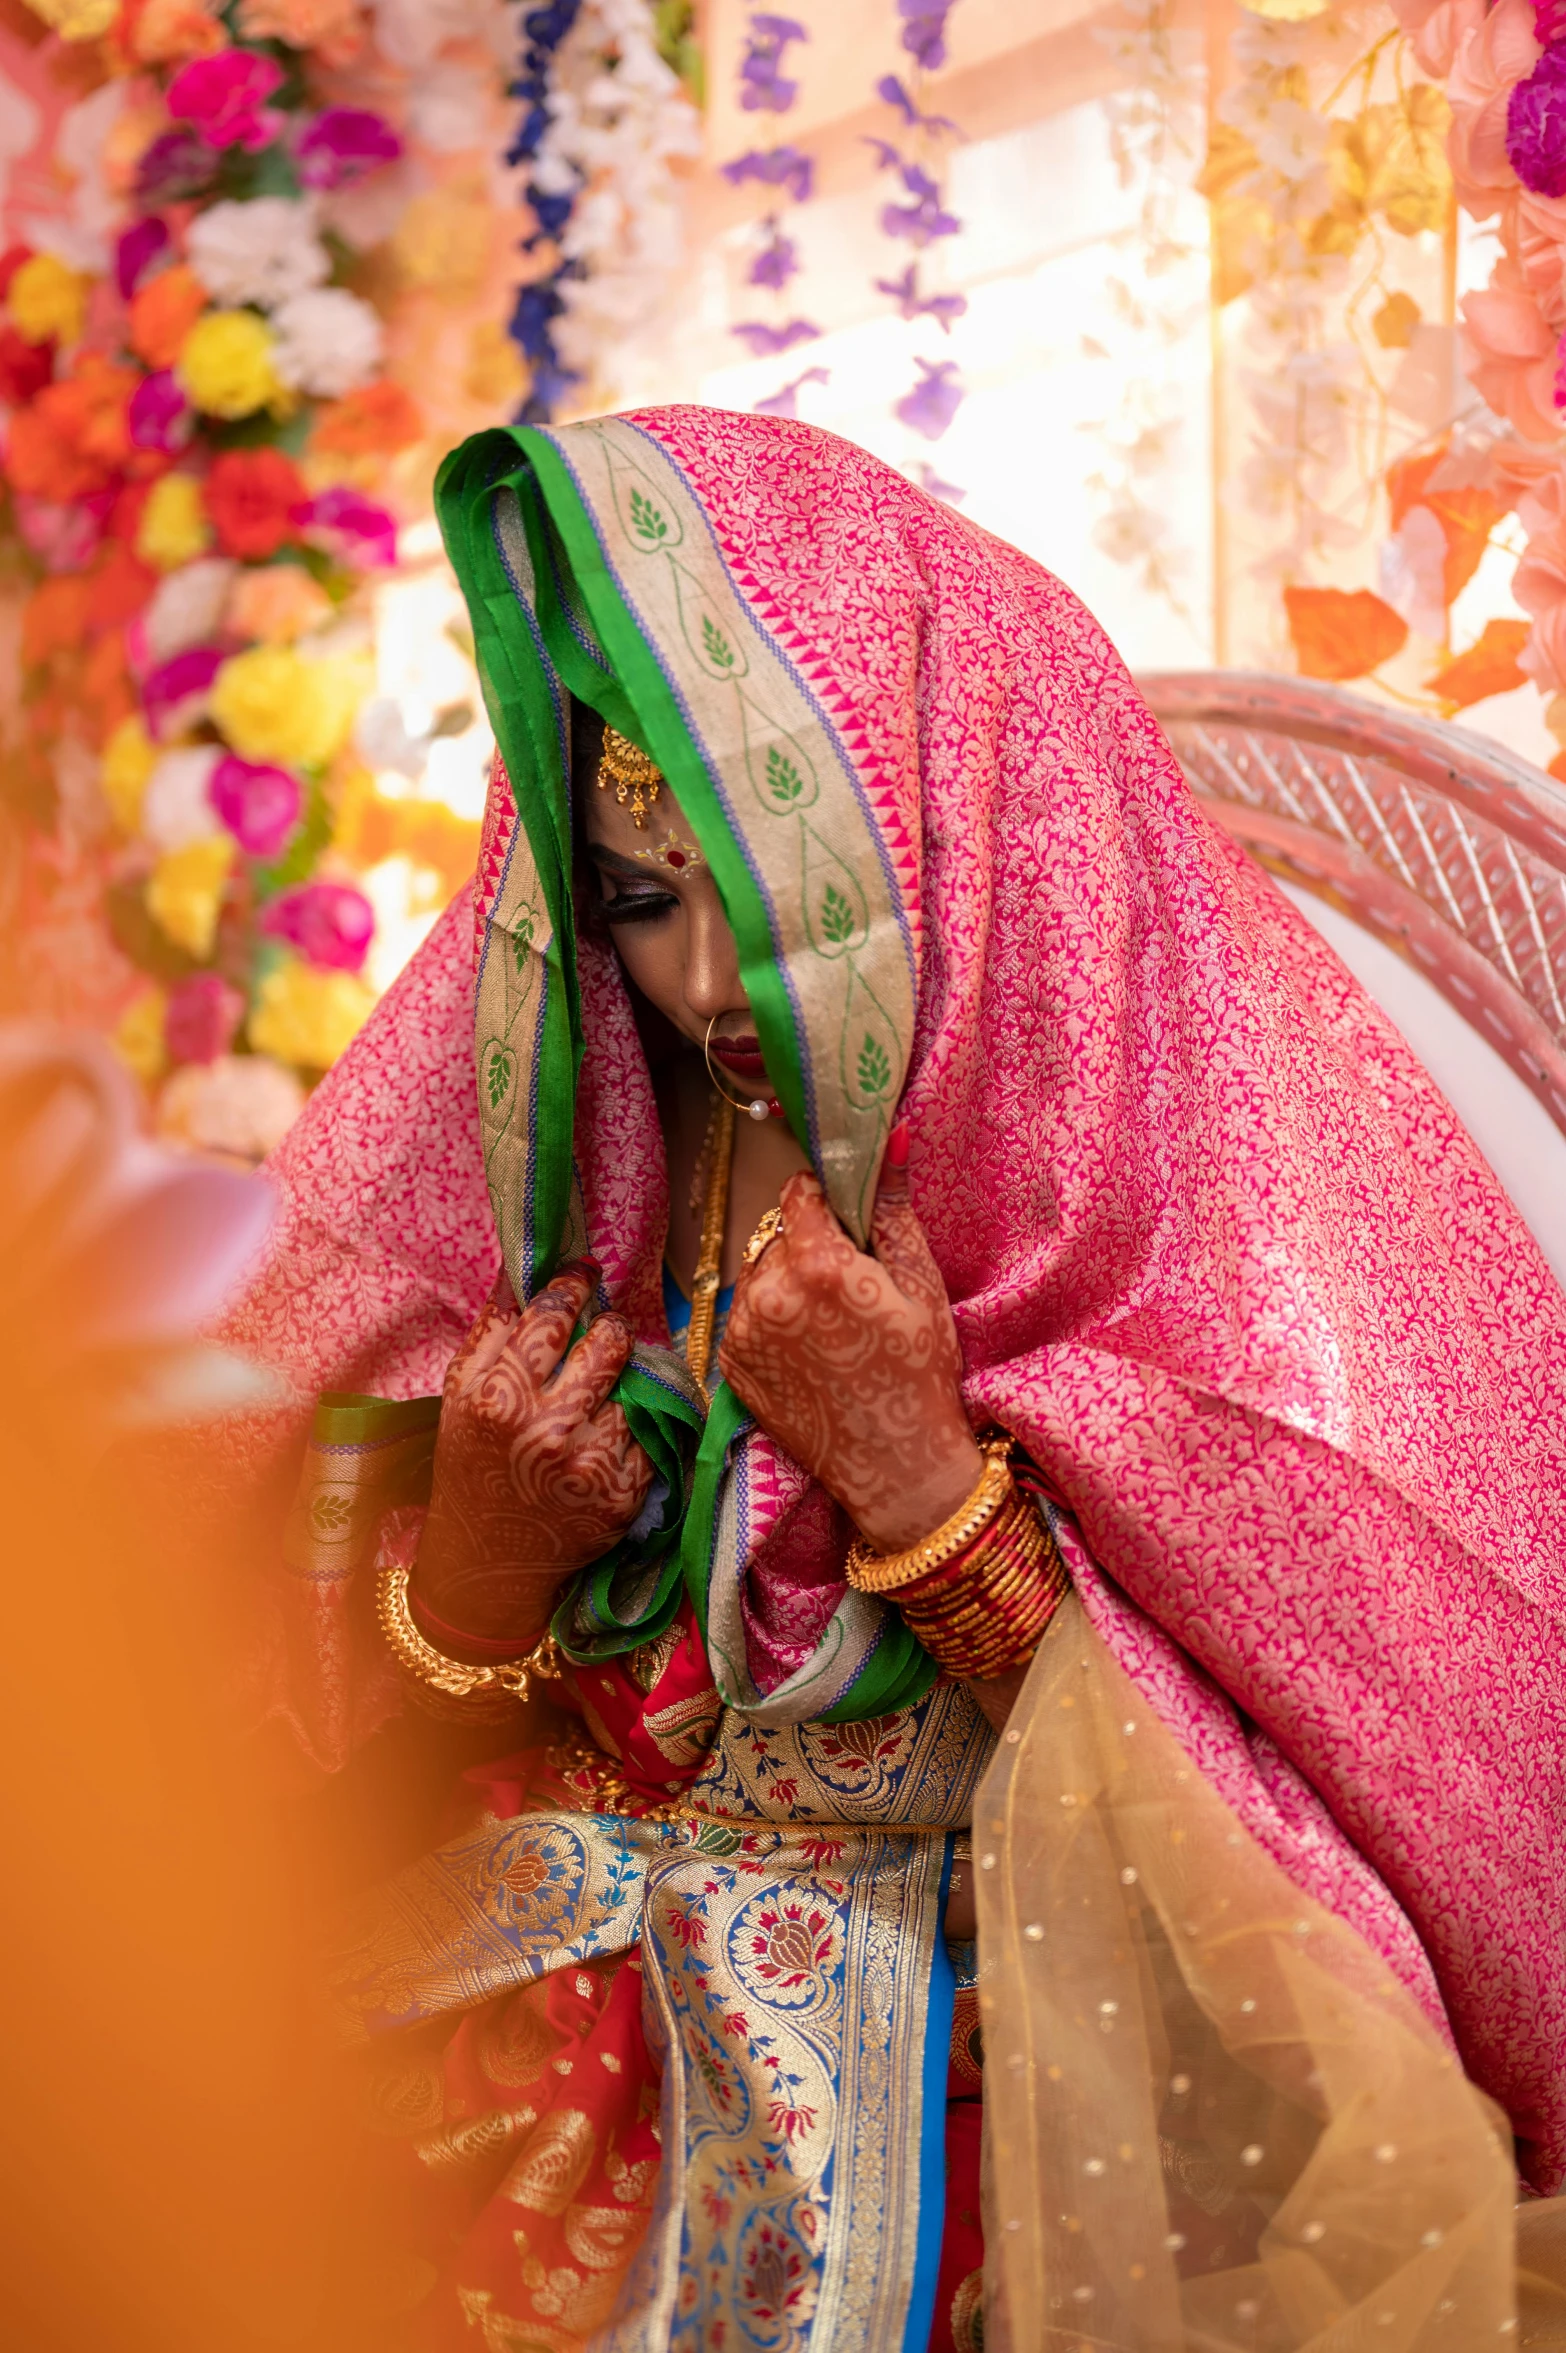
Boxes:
[1139,672,1566,1142]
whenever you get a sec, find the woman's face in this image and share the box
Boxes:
[582,766,775,1103]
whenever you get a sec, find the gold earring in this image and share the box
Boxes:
[598,725,663,829]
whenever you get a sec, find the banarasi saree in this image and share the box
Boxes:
[221,409,1566,2351]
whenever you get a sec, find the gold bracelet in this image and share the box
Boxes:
[844,1435,1015,1595]
[375,1555,563,1708]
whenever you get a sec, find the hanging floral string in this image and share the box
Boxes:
[722,10,821,400]
[507,0,585,422]
[866,1,967,498]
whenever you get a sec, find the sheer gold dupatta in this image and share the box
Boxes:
[975,1597,1566,2351]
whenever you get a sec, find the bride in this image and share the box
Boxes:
[226,407,1566,2352]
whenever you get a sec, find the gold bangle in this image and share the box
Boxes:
[375,1555,563,1708]
[844,1435,1015,1595]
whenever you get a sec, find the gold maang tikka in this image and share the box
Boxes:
[598,725,663,828]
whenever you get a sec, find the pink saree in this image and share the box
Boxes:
[225,408,1566,2349]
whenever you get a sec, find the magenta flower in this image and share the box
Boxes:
[128,370,192,455]
[296,107,402,191]
[1508,49,1566,197]
[164,972,245,1066]
[262,880,375,973]
[895,357,964,442]
[1537,0,1566,42]
[115,217,170,301]
[143,645,225,740]
[303,484,398,569]
[134,129,219,206]
[167,50,285,154]
[210,755,302,859]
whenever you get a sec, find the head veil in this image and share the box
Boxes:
[228,407,1566,2183]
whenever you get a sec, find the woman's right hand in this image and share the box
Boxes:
[412,1259,653,1651]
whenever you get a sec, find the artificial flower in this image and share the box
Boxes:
[0,325,54,405]
[167,50,285,153]
[248,959,374,1069]
[133,128,219,207]
[175,309,286,419]
[4,363,136,502]
[304,482,396,567]
[894,357,964,442]
[127,369,192,454]
[311,377,423,459]
[154,1052,304,1163]
[186,198,330,312]
[145,833,233,958]
[163,970,245,1064]
[125,0,228,66]
[1541,0,1566,37]
[205,446,308,559]
[141,743,223,850]
[1378,505,1450,639]
[236,0,366,65]
[13,492,104,573]
[135,472,212,570]
[128,263,208,370]
[209,643,364,767]
[115,217,170,302]
[86,541,157,633]
[113,985,168,1085]
[1448,0,1541,213]
[8,253,86,347]
[1425,617,1533,707]
[1508,47,1566,197]
[1387,0,1485,80]
[224,562,332,643]
[406,63,490,156]
[261,877,374,970]
[296,107,401,191]
[143,643,225,738]
[100,714,158,833]
[1283,585,1409,680]
[1460,264,1561,440]
[269,287,384,398]
[140,555,237,665]
[210,752,302,855]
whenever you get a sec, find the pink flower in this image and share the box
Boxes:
[261,879,375,971]
[1385,0,1485,76]
[210,754,302,857]
[165,972,244,1065]
[128,369,192,454]
[143,643,226,739]
[115,218,170,301]
[1513,189,1566,324]
[1460,261,1562,439]
[167,51,285,154]
[303,483,397,568]
[1450,0,1542,215]
[14,493,106,572]
[296,107,401,191]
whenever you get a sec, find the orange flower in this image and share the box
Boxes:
[205,446,306,559]
[86,541,158,633]
[3,357,136,501]
[119,0,227,64]
[1284,587,1409,682]
[129,265,208,372]
[82,630,135,745]
[312,379,423,460]
[1425,618,1532,710]
[22,575,91,669]
[1424,485,1507,603]
[236,0,364,66]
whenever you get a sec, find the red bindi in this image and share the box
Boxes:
[666,849,686,867]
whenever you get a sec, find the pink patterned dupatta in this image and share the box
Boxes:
[228,408,1566,2192]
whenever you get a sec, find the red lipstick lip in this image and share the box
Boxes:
[710,1039,767,1076]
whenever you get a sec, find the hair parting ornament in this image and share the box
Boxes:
[597,725,664,828]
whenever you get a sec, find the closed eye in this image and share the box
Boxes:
[600,882,678,925]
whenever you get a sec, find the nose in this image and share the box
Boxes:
[681,877,746,1025]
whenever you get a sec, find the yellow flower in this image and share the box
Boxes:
[112,986,168,1084]
[210,644,367,768]
[248,961,374,1070]
[21,0,120,36]
[176,309,286,420]
[146,836,233,959]
[9,253,88,347]
[136,473,212,571]
[101,714,157,832]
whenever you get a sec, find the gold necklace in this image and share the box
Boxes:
[684,1093,735,1398]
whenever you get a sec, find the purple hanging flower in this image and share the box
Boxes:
[134,129,219,207]
[754,366,830,419]
[115,217,169,301]
[899,1,954,73]
[296,107,403,191]
[303,484,398,570]
[143,645,226,740]
[164,972,245,1066]
[874,263,967,332]
[881,163,960,247]
[1508,49,1566,197]
[875,75,958,135]
[210,755,302,859]
[731,319,821,356]
[262,880,376,973]
[741,13,809,113]
[722,146,815,204]
[914,460,965,505]
[128,369,192,455]
[895,357,964,441]
[749,222,800,291]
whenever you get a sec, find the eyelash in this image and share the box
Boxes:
[601,885,677,926]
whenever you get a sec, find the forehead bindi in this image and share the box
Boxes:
[584,768,705,871]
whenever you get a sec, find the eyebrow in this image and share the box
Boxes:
[586,843,672,881]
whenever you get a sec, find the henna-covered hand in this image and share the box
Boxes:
[413,1259,653,1650]
[717,1149,983,1554]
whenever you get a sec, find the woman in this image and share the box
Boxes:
[229,409,1566,2352]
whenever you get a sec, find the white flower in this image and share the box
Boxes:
[187,198,330,311]
[143,558,238,667]
[355,694,428,780]
[270,287,384,396]
[371,0,495,71]
[1379,508,1448,641]
[140,746,222,853]
[155,1054,305,1165]
[408,61,491,153]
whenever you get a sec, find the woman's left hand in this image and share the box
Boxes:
[718,1149,982,1552]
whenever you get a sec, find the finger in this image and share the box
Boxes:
[448,1265,519,1393]
[548,1310,635,1421]
[508,1258,599,1385]
[774,1169,856,1274]
[870,1126,947,1306]
[585,1400,653,1492]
